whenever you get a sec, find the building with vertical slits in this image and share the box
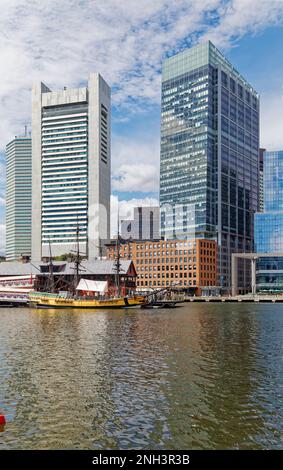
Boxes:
[160,41,259,292]
[121,206,160,240]
[31,74,111,261]
[6,134,32,260]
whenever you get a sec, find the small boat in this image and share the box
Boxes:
[141,300,183,309]
[140,285,184,309]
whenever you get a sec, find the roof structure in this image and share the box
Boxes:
[76,279,108,292]
[0,259,137,277]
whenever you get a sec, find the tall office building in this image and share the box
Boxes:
[255,150,283,252]
[160,41,260,290]
[121,206,160,240]
[255,150,283,291]
[32,74,111,261]
[6,134,32,260]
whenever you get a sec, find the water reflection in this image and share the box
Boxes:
[0,304,282,449]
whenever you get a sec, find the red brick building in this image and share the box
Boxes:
[106,239,217,295]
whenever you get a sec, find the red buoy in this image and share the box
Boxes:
[0,415,6,425]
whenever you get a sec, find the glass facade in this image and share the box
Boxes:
[255,151,283,292]
[256,256,283,293]
[255,213,283,252]
[263,150,283,212]
[160,41,259,290]
[255,151,283,252]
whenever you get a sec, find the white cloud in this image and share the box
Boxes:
[202,0,283,48]
[0,161,6,187]
[1,0,282,148]
[0,224,5,254]
[112,133,160,169]
[261,90,283,150]
[0,0,219,145]
[1,0,283,255]
[112,163,158,193]
[111,132,160,192]
[110,194,159,237]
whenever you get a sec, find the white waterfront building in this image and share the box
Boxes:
[31,74,111,261]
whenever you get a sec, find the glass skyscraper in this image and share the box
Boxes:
[255,151,283,292]
[160,41,260,290]
[255,150,283,252]
[6,135,32,260]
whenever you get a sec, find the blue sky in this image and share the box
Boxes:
[1,0,283,251]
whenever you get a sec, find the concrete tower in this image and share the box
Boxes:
[31,74,111,261]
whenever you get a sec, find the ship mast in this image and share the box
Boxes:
[73,220,80,294]
[48,238,55,293]
[115,210,121,297]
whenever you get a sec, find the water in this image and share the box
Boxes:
[0,303,282,450]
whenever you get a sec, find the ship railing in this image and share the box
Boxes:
[29,292,66,299]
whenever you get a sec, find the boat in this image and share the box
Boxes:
[141,300,183,309]
[139,285,184,309]
[29,222,147,310]
[29,291,146,309]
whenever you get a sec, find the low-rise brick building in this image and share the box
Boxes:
[0,259,137,297]
[106,239,217,295]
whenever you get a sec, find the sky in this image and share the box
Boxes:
[1,0,283,252]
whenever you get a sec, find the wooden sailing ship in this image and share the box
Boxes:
[29,223,146,309]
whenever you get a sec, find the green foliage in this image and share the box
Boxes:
[53,253,75,261]
[53,253,87,262]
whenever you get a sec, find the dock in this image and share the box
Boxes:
[0,295,29,307]
[184,295,283,303]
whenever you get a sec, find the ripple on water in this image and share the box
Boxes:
[0,304,282,449]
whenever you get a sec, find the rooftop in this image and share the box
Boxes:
[0,259,135,277]
[162,40,258,96]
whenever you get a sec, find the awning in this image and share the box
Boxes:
[76,279,108,293]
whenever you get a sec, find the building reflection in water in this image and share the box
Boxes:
[0,305,282,449]
[157,304,283,449]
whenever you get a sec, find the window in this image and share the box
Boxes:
[221,71,228,87]
[230,77,236,94]
[245,90,251,103]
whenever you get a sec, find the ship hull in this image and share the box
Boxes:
[29,293,146,309]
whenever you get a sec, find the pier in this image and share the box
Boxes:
[0,295,29,307]
[184,295,283,303]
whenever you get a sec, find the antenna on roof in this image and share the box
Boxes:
[24,125,27,137]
